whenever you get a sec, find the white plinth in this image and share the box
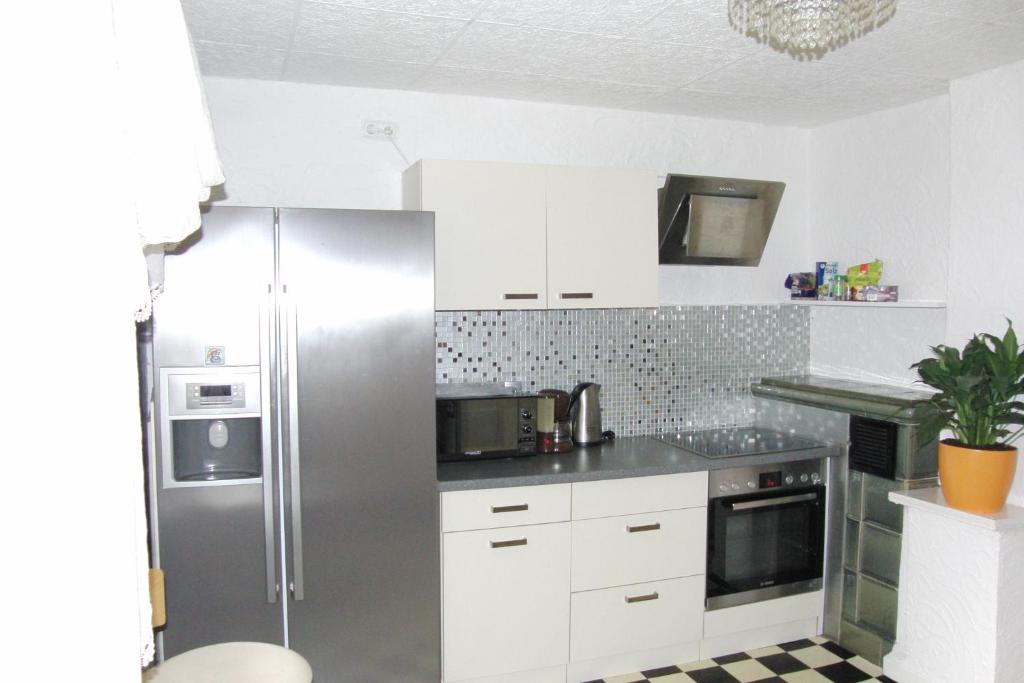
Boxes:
[884,488,1024,683]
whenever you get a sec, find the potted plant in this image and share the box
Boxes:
[913,321,1024,513]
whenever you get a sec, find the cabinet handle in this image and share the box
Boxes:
[503,293,539,300]
[559,292,594,299]
[625,591,659,604]
[490,538,528,549]
[626,522,661,533]
[728,492,818,511]
[491,503,529,513]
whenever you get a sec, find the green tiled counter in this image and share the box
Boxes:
[753,374,939,666]
[752,374,935,424]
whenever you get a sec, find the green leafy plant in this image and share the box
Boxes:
[912,321,1024,448]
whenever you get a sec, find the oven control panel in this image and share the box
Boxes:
[708,458,825,498]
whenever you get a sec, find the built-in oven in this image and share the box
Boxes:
[706,459,826,610]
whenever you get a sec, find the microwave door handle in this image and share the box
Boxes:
[728,492,818,511]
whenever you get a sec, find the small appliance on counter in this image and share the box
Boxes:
[569,382,604,446]
[537,389,573,454]
[436,383,538,462]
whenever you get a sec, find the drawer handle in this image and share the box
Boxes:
[503,293,539,300]
[626,522,661,533]
[624,591,659,604]
[559,292,594,299]
[490,538,528,549]
[491,503,529,513]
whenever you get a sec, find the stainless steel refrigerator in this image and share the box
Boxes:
[147,207,439,681]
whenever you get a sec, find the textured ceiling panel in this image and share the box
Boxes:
[182,0,299,49]
[686,52,850,99]
[474,0,675,36]
[899,0,1024,22]
[284,52,426,88]
[292,2,466,62]
[186,0,1024,127]
[628,0,766,52]
[310,0,490,20]
[194,40,288,80]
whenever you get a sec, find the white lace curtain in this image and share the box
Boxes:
[1,0,222,676]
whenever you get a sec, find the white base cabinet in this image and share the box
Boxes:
[441,472,831,682]
[570,507,706,592]
[570,575,705,662]
[443,523,571,682]
[440,473,707,683]
[700,591,824,660]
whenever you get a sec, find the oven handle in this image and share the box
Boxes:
[728,492,818,511]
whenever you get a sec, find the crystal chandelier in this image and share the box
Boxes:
[728,0,897,55]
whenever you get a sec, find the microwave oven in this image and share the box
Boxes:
[436,385,537,462]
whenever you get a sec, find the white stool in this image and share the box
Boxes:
[143,642,312,683]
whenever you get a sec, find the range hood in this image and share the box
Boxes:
[658,174,785,267]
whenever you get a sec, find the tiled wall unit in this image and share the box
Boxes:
[435,305,810,437]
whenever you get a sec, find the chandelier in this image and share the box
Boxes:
[728,0,897,55]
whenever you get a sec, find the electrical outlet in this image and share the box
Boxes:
[363,120,398,140]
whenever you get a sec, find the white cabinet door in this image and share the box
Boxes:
[407,160,548,311]
[571,472,708,520]
[441,484,571,532]
[570,575,705,662]
[545,166,658,309]
[443,523,571,682]
[571,507,707,592]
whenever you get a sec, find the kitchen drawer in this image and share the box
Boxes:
[443,523,570,681]
[442,484,571,532]
[572,472,707,520]
[572,507,706,591]
[570,576,704,662]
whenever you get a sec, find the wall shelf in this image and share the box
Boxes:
[788,300,947,309]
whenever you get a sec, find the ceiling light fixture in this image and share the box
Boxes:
[728,0,897,56]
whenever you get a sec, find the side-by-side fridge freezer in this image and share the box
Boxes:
[145,206,440,681]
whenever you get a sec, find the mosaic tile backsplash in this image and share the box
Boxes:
[435,305,810,437]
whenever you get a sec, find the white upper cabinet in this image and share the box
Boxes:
[545,165,658,309]
[403,160,658,311]
[404,159,548,311]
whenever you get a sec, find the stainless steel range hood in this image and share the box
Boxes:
[658,174,785,267]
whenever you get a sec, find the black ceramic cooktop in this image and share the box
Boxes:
[652,426,824,459]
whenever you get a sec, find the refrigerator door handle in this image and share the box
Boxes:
[259,291,279,603]
[283,292,306,601]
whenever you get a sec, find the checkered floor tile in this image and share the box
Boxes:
[581,637,897,683]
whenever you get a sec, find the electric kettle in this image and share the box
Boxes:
[569,382,603,446]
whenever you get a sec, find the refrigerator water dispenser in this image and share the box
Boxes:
[160,366,265,487]
[171,417,261,481]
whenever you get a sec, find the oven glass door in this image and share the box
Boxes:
[707,485,825,608]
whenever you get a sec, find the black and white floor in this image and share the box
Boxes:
[582,637,896,683]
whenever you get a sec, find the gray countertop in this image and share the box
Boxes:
[437,435,840,492]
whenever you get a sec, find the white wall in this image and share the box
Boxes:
[949,59,1024,504]
[807,96,950,385]
[807,57,1024,502]
[947,59,1024,348]
[203,76,811,305]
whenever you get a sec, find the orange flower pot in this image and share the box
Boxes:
[938,441,1018,514]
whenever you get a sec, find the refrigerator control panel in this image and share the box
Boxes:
[164,367,261,417]
[185,381,246,410]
